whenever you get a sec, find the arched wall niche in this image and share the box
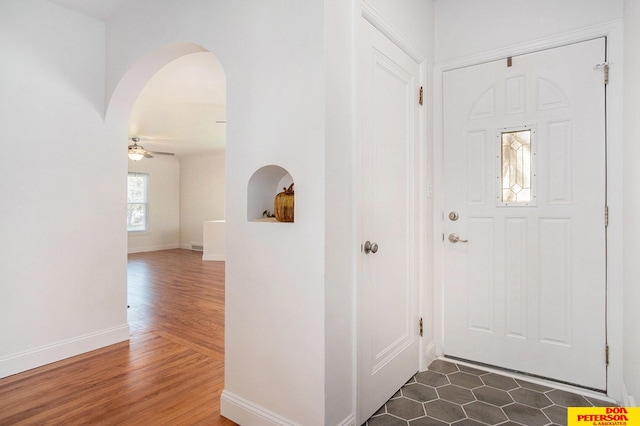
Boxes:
[247,165,294,222]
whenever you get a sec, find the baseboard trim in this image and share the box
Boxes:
[128,244,180,254]
[220,390,302,426]
[202,254,225,261]
[424,341,437,370]
[335,413,356,426]
[0,324,130,379]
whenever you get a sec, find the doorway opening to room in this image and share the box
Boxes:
[125,49,227,339]
[109,44,230,421]
[126,51,226,258]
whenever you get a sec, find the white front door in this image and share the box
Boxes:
[443,38,607,390]
[357,19,421,422]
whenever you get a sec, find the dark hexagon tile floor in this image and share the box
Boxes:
[365,360,612,426]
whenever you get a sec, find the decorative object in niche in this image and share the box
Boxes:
[247,165,293,222]
[274,183,294,222]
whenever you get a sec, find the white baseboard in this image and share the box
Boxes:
[220,390,302,426]
[128,244,180,253]
[0,324,130,379]
[424,341,437,370]
[202,254,225,261]
[335,414,356,426]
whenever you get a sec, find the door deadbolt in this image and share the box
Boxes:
[364,241,379,254]
[449,211,459,221]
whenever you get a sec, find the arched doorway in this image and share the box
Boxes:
[126,51,226,254]
[106,43,230,422]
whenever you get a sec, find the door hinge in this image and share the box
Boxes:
[594,62,609,85]
[605,205,609,227]
[419,317,423,337]
[606,345,610,365]
[419,86,423,105]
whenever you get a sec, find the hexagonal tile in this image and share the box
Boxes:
[386,397,425,420]
[489,423,526,426]
[405,376,417,384]
[409,416,449,426]
[473,386,514,407]
[464,401,508,425]
[448,372,483,389]
[390,389,402,399]
[368,413,407,426]
[437,384,475,404]
[451,419,487,426]
[546,389,591,407]
[427,359,459,374]
[586,396,614,407]
[510,387,553,409]
[424,399,466,423]
[481,373,519,390]
[503,402,552,426]
[372,404,386,417]
[542,404,568,425]
[402,383,438,402]
[415,370,449,387]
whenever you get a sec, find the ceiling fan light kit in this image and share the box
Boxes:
[128,136,175,161]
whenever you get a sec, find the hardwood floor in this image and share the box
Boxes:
[0,249,235,425]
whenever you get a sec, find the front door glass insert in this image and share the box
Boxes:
[501,129,533,204]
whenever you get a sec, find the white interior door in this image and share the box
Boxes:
[443,38,607,390]
[357,20,421,423]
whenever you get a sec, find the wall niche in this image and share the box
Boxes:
[247,165,294,222]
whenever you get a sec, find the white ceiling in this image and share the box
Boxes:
[47,0,129,21]
[129,52,226,157]
[47,0,226,159]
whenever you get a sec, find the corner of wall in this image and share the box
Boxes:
[423,340,437,371]
[620,382,637,407]
[220,391,303,426]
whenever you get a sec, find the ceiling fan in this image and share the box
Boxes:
[128,137,175,161]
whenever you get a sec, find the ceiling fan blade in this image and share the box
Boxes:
[143,152,154,158]
[134,135,176,142]
[148,151,175,156]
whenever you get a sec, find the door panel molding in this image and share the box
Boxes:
[356,13,424,423]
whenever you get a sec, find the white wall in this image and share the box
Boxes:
[435,0,623,64]
[179,152,225,249]
[623,0,640,407]
[103,1,327,424]
[0,0,129,377]
[324,0,356,423]
[127,156,180,253]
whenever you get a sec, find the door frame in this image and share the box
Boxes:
[433,21,624,401]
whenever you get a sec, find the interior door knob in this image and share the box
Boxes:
[364,241,379,254]
[448,233,468,243]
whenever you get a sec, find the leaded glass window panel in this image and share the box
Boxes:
[501,129,533,204]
